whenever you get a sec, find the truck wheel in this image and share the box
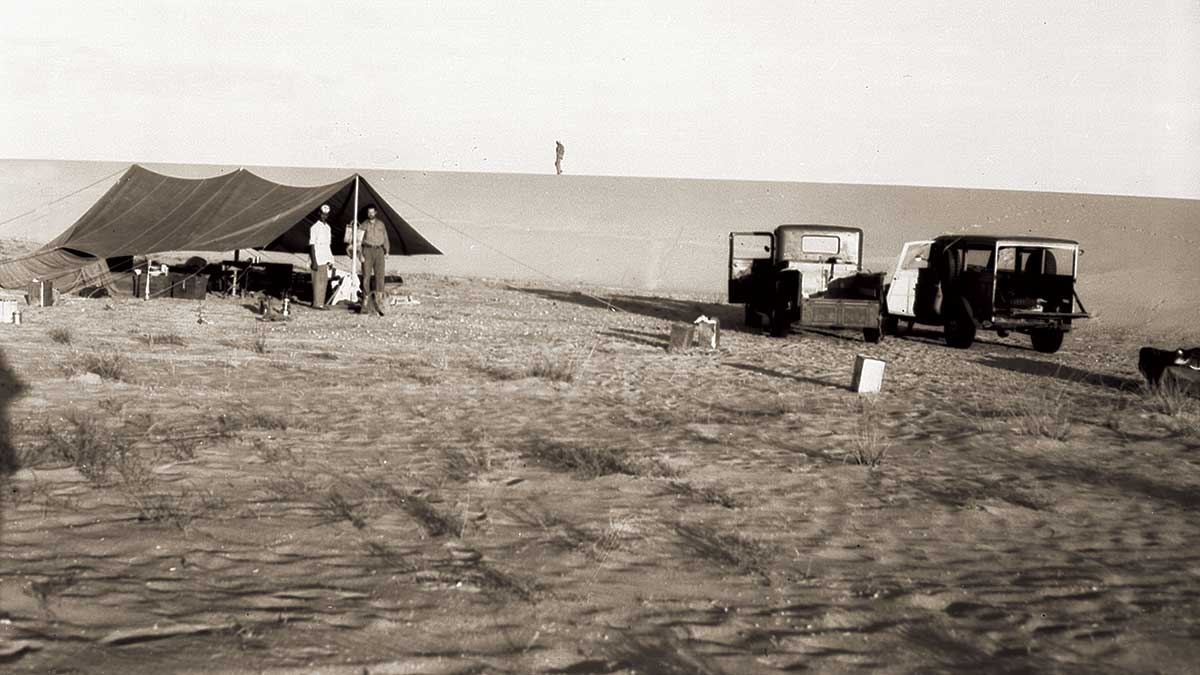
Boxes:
[863,327,882,343]
[769,313,791,338]
[882,315,899,336]
[744,305,762,329]
[1030,328,1065,354]
[943,305,976,349]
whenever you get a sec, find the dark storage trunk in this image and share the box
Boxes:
[170,273,208,300]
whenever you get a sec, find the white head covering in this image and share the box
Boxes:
[320,204,331,214]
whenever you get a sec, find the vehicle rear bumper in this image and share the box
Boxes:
[990,311,1089,330]
[800,298,881,329]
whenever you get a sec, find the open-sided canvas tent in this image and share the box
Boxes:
[0,164,441,293]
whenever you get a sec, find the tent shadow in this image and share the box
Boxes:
[724,361,848,392]
[974,354,1141,392]
[895,325,1035,352]
[510,287,751,332]
[602,329,670,350]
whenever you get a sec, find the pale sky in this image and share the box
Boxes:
[1,0,1197,198]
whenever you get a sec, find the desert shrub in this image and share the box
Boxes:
[242,411,290,431]
[847,399,893,466]
[666,481,742,509]
[135,332,187,347]
[596,629,728,675]
[47,327,73,345]
[1144,380,1199,418]
[39,411,131,481]
[65,350,130,382]
[364,541,415,572]
[316,489,367,529]
[525,438,639,479]
[443,446,493,481]
[473,351,580,383]
[673,522,776,582]
[394,490,463,538]
[469,561,536,603]
[526,352,578,383]
[1012,386,1074,441]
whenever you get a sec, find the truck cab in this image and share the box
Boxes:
[884,234,1089,352]
[729,225,884,341]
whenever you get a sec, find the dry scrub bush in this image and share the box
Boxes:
[443,446,494,481]
[64,350,130,382]
[526,351,579,383]
[1143,381,1200,436]
[317,489,368,529]
[474,350,583,383]
[468,560,537,603]
[135,332,187,347]
[595,629,728,675]
[1012,385,1074,441]
[394,490,464,538]
[525,438,640,479]
[674,522,776,583]
[1144,380,1199,417]
[666,480,742,509]
[37,411,131,481]
[47,327,73,345]
[848,398,892,467]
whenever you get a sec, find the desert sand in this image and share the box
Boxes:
[0,272,1198,674]
[1,161,1198,673]
[1,159,1197,331]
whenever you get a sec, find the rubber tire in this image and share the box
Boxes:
[745,305,762,329]
[769,311,790,338]
[863,327,882,343]
[1030,328,1065,354]
[881,315,900,336]
[943,307,976,349]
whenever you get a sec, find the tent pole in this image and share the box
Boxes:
[352,175,360,275]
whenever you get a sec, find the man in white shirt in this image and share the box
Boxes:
[309,204,334,309]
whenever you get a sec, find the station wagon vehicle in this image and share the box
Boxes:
[728,224,884,341]
[884,234,1089,352]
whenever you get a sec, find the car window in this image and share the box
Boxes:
[996,247,1017,271]
[801,235,840,256]
[963,247,992,271]
[1043,248,1068,275]
[900,243,931,270]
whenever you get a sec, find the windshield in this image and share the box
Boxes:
[997,245,1076,276]
[777,228,861,264]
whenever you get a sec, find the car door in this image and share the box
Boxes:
[728,232,774,304]
[886,240,932,317]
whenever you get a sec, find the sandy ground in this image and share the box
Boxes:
[1,274,1198,674]
[3,160,1198,332]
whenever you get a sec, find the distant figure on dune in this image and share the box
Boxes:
[555,141,565,175]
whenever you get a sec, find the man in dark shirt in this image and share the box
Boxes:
[358,206,389,316]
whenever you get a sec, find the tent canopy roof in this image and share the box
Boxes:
[47,164,442,258]
[0,164,440,291]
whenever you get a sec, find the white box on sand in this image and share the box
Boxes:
[851,354,885,393]
[0,299,18,324]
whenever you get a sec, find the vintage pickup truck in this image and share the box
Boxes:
[728,224,884,341]
[883,234,1089,352]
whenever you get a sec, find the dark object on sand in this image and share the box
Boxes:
[1138,346,1200,388]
